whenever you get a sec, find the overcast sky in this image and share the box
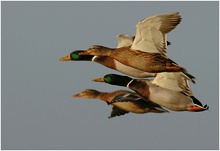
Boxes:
[2,1,219,150]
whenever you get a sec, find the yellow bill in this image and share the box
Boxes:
[92,77,105,82]
[59,54,71,61]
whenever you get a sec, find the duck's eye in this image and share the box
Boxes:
[71,53,79,59]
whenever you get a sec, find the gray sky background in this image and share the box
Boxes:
[2,1,219,150]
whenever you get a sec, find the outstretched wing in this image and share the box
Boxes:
[131,12,181,57]
[109,106,129,118]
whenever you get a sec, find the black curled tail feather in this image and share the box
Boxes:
[190,96,209,111]
[190,96,203,107]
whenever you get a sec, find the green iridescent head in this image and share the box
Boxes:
[93,74,132,87]
[59,50,94,61]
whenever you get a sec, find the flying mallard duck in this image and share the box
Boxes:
[92,73,209,112]
[60,35,153,78]
[59,34,171,78]
[73,89,168,118]
[79,12,190,75]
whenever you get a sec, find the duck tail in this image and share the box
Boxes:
[179,66,196,84]
[181,73,195,83]
[188,96,209,112]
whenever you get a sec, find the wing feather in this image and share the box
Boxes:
[131,12,181,57]
[152,72,193,96]
[116,34,134,48]
[109,106,129,118]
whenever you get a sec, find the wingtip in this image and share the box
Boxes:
[167,41,171,46]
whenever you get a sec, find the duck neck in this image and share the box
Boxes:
[100,47,114,56]
[111,75,133,87]
[92,56,115,69]
[127,79,150,98]
[97,92,112,103]
[75,55,94,61]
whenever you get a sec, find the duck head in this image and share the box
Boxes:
[73,89,101,99]
[59,50,94,61]
[93,74,133,87]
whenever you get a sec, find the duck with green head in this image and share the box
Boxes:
[60,50,119,71]
[59,34,156,78]
[73,89,168,118]
[79,12,190,75]
[92,74,209,112]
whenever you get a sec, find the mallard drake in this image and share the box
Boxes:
[73,89,168,118]
[59,34,172,78]
[59,34,156,78]
[59,50,155,78]
[79,12,189,74]
[92,74,209,112]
